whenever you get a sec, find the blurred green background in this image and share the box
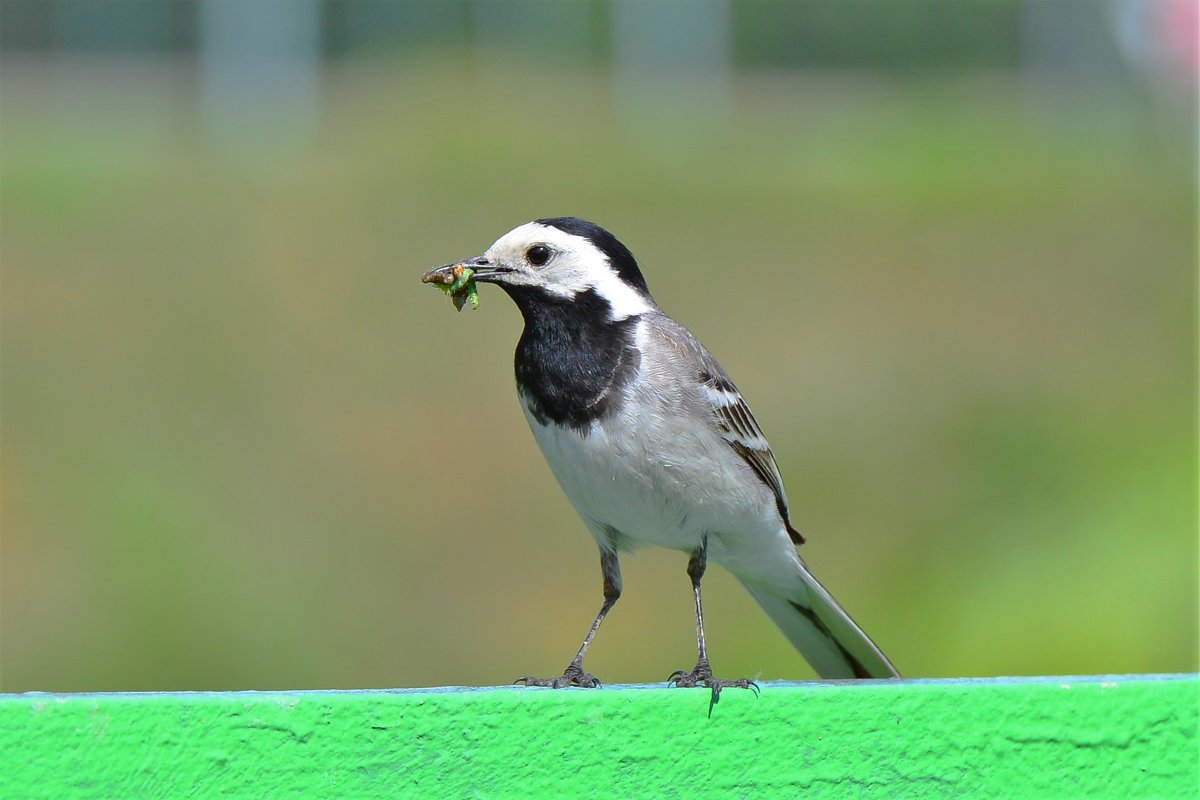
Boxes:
[1,0,1196,692]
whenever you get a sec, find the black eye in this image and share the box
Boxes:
[526,244,551,266]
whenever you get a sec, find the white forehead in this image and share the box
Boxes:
[486,222,603,262]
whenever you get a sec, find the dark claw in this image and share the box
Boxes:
[514,664,602,689]
[668,663,760,714]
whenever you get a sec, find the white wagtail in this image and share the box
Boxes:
[424,217,900,696]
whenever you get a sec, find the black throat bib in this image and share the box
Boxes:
[508,287,642,432]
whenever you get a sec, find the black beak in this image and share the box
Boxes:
[464,255,510,283]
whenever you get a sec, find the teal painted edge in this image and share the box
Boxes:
[2,674,1197,800]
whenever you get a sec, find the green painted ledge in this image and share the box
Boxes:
[2,675,1196,799]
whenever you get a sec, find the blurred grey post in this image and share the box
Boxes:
[1019,0,1124,88]
[198,0,320,152]
[46,0,184,135]
[611,0,732,137]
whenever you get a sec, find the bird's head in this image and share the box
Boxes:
[438,217,654,321]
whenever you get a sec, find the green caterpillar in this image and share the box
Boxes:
[423,264,480,311]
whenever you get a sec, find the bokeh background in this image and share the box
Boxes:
[1,0,1196,693]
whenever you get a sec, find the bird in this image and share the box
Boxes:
[424,217,900,697]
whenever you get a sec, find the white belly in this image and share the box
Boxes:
[521,394,781,560]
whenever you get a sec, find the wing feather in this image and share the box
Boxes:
[698,370,804,544]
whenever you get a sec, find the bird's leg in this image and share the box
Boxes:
[516,549,621,689]
[669,537,759,708]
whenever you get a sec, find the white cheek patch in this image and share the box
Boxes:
[540,240,651,321]
[588,270,652,321]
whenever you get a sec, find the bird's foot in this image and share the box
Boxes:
[515,662,601,689]
[668,660,759,712]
